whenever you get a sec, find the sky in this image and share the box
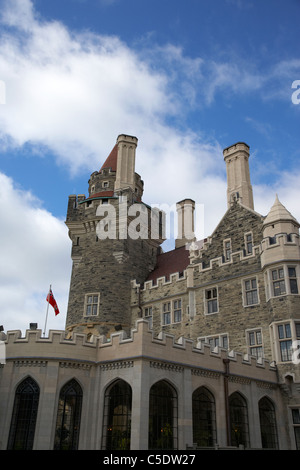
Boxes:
[0,0,299,334]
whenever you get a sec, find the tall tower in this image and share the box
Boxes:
[65,134,164,338]
[223,142,254,210]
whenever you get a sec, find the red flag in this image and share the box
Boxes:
[46,288,60,316]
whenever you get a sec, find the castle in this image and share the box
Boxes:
[0,134,299,450]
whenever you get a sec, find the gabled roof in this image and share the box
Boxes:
[100,144,118,172]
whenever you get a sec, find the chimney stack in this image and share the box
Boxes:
[175,199,196,249]
[223,142,254,210]
[115,134,138,193]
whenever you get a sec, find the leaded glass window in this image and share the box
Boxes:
[229,392,250,448]
[259,397,278,449]
[7,377,40,450]
[102,380,132,450]
[192,387,217,447]
[54,379,82,450]
[149,381,178,450]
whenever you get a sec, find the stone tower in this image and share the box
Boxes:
[65,134,164,338]
[223,142,254,210]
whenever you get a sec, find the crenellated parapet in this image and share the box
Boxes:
[260,232,300,269]
[3,319,278,385]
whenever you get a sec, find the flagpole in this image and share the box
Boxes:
[43,284,51,337]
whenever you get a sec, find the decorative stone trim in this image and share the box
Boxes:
[255,380,277,390]
[150,360,183,373]
[100,360,134,370]
[14,360,47,367]
[59,361,91,370]
[229,375,251,385]
[191,368,220,379]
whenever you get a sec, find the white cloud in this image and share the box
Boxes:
[0,172,71,333]
[0,0,299,335]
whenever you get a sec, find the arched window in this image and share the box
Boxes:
[192,386,217,447]
[149,380,178,450]
[229,392,250,448]
[54,379,83,450]
[7,377,40,450]
[101,380,132,450]
[259,397,278,449]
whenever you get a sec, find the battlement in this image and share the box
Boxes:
[189,242,261,272]
[4,319,277,384]
[132,270,187,291]
[260,232,300,268]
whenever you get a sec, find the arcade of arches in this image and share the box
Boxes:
[7,377,278,450]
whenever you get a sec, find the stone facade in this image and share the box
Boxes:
[0,320,288,450]
[0,135,300,450]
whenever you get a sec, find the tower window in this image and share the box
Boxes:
[272,268,286,296]
[266,265,299,299]
[288,267,298,294]
[84,294,100,316]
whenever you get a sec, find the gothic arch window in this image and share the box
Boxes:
[7,377,40,450]
[54,379,83,450]
[192,386,217,447]
[259,396,279,449]
[101,379,132,450]
[148,380,178,450]
[229,392,250,448]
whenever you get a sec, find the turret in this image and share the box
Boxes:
[65,135,163,338]
[261,195,300,269]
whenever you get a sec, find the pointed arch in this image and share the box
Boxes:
[259,396,278,449]
[53,378,83,450]
[192,386,217,447]
[148,380,178,450]
[229,391,250,448]
[7,376,40,450]
[101,379,132,450]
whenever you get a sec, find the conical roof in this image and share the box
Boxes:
[100,143,118,172]
[264,194,299,226]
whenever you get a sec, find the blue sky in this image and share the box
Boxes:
[0,0,299,333]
